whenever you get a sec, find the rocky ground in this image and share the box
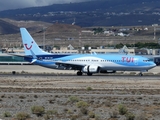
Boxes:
[0,74,160,120]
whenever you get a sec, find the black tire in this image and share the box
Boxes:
[77,71,83,76]
[139,73,143,76]
[87,73,92,76]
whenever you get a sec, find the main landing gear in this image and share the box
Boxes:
[87,72,92,76]
[139,72,143,76]
[77,71,93,76]
[77,71,83,76]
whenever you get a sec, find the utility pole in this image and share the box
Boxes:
[152,24,158,40]
[79,31,82,52]
[43,27,46,50]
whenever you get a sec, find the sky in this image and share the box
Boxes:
[0,0,93,11]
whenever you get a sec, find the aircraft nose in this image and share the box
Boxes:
[151,62,156,67]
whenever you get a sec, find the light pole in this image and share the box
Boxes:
[152,24,158,40]
[79,31,82,53]
[43,27,46,50]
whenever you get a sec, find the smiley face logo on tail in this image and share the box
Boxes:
[24,41,33,50]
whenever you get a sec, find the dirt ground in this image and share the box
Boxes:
[0,75,159,120]
[0,65,160,120]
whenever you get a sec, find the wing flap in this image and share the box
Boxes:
[55,61,84,70]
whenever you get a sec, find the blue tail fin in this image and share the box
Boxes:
[20,28,50,55]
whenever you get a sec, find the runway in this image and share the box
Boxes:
[0,72,160,90]
[1,73,160,79]
[0,64,160,75]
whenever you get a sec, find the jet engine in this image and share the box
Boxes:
[82,65,100,73]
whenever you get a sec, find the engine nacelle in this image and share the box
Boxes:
[82,65,99,73]
[100,70,116,73]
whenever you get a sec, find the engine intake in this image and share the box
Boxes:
[82,65,99,73]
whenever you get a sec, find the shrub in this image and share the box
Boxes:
[118,104,128,115]
[46,110,57,115]
[69,96,79,103]
[64,108,68,113]
[31,106,45,117]
[86,86,92,91]
[21,70,26,74]
[44,114,50,120]
[1,94,5,98]
[109,110,118,118]
[80,108,88,115]
[70,115,79,120]
[76,101,89,108]
[125,112,135,120]
[95,115,101,120]
[67,109,72,114]
[34,95,38,98]
[16,112,30,120]
[19,95,26,99]
[44,110,57,120]
[89,111,95,118]
[3,111,12,117]
[44,110,58,120]
[129,72,136,75]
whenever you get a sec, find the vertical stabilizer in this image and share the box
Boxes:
[20,28,50,55]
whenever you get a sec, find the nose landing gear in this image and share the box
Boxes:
[139,70,148,76]
[139,72,143,76]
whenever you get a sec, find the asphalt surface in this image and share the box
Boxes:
[0,73,160,79]
[0,64,160,75]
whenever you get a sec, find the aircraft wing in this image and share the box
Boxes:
[7,53,32,58]
[55,61,85,70]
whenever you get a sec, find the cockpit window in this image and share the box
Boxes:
[148,58,154,62]
[143,59,153,62]
[143,60,149,62]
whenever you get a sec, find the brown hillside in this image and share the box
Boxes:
[1,18,52,32]
[46,23,82,33]
[0,19,19,34]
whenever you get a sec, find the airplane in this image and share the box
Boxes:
[20,28,156,76]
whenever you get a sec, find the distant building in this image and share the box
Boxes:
[117,32,129,37]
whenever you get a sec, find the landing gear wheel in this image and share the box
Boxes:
[87,73,92,76]
[77,71,83,76]
[139,73,143,76]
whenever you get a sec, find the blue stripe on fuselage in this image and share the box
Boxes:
[24,54,73,62]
